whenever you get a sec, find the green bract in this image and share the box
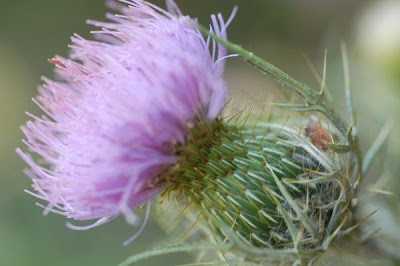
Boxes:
[157,117,351,264]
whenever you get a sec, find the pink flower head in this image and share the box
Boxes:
[17,0,236,230]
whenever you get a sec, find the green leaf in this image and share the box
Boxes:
[325,142,351,153]
[341,41,355,124]
[119,243,232,266]
[272,103,322,112]
[362,119,394,175]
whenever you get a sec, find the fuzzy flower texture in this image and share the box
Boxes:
[17,0,235,229]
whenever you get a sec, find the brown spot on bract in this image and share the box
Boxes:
[304,115,331,151]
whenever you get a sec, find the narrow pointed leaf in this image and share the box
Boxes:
[272,103,321,112]
[119,243,232,266]
[325,142,351,153]
[341,41,355,124]
[362,119,394,175]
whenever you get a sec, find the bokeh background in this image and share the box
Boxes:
[1,0,399,265]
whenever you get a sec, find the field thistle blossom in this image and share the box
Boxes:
[17,0,234,230]
[18,0,382,265]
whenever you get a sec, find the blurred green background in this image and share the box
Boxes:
[1,0,399,265]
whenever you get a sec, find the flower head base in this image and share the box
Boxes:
[17,0,235,226]
[162,117,344,255]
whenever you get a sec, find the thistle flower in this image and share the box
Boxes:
[18,0,374,264]
[17,0,235,229]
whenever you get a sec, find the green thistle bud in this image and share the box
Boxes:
[158,116,349,263]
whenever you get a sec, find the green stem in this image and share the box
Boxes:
[198,24,351,135]
[198,24,318,104]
